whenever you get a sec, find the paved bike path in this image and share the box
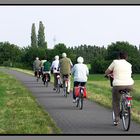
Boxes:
[1,68,140,134]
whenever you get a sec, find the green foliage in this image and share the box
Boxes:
[38,21,47,49]
[107,41,140,73]
[0,42,22,67]
[21,46,47,69]
[91,56,110,74]
[31,23,37,48]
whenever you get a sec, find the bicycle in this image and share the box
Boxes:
[112,89,132,131]
[63,74,69,97]
[75,85,86,110]
[105,75,132,131]
[43,72,50,87]
[36,70,41,82]
[56,73,61,93]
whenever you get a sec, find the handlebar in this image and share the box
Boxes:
[104,74,114,87]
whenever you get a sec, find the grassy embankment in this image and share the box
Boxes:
[0,69,61,134]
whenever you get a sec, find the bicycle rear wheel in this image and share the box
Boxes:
[76,97,79,107]
[56,84,60,93]
[79,94,83,110]
[63,82,67,97]
[64,87,67,97]
[122,106,131,131]
[112,111,116,125]
[46,80,48,87]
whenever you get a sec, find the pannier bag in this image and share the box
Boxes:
[74,86,87,98]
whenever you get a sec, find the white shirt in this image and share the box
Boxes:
[51,59,59,73]
[72,63,89,82]
[108,59,134,86]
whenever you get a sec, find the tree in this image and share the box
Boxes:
[31,23,37,48]
[0,42,22,67]
[21,46,47,69]
[38,21,47,49]
[107,41,140,73]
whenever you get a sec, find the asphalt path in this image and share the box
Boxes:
[1,68,140,134]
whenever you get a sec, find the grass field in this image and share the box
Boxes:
[0,69,61,134]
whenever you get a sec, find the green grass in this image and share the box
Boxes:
[0,70,61,134]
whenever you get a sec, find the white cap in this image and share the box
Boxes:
[55,55,59,60]
[62,53,67,58]
[77,56,84,63]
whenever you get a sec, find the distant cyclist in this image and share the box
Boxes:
[105,51,134,125]
[40,59,47,76]
[72,56,89,103]
[59,52,73,94]
[42,58,51,85]
[33,57,41,78]
[50,55,60,90]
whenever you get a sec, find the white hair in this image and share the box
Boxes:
[62,53,67,58]
[55,55,59,60]
[77,56,84,63]
[36,57,39,60]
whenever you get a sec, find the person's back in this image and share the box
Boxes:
[59,53,73,94]
[43,61,51,72]
[33,58,41,71]
[72,56,89,103]
[108,59,134,86]
[60,57,72,75]
[51,56,59,73]
[72,63,89,82]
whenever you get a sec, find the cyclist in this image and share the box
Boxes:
[33,57,41,78]
[72,56,89,103]
[42,58,51,85]
[50,55,60,90]
[40,59,47,76]
[105,51,134,125]
[59,52,73,94]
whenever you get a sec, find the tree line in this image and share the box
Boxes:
[0,21,140,74]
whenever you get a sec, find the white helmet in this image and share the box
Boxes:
[55,55,59,60]
[62,52,67,58]
[77,56,84,63]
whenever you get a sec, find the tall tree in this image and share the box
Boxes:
[31,23,37,48]
[38,21,47,48]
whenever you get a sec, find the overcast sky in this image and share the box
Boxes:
[0,6,140,48]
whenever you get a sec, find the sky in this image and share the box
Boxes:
[0,6,140,49]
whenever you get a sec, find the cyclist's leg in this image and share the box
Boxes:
[112,86,121,123]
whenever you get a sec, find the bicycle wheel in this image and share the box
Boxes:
[75,96,79,107]
[46,80,48,87]
[79,94,83,110]
[37,76,39,82]
[56,84,60,93]
[121,101,131,131]
[64,87,67,97]
[112,110,116,125]
[63,82,67,97]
